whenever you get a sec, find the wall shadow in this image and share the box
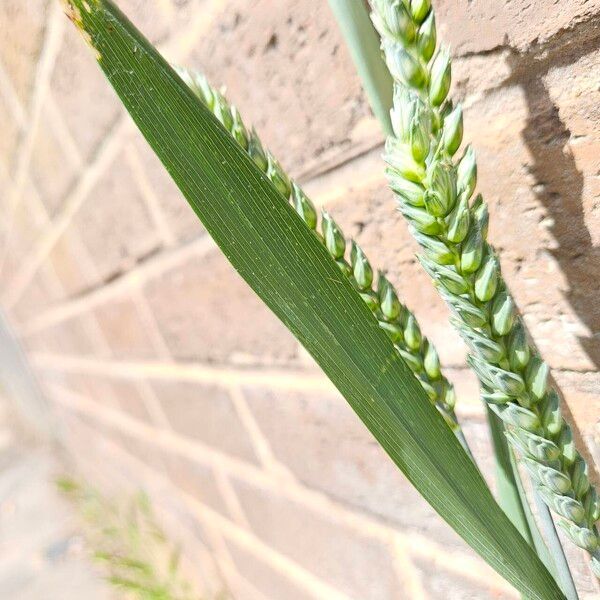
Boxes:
[519,74,600,368]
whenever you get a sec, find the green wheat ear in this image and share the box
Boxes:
[371,0,600,573]
[177,66,471,450]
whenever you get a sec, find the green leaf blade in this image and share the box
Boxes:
[63,2,564,598]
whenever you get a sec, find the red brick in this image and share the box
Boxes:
[151,380,259,464]
[242,386,492,552]
[164,453,229,518]
[144,249,298,365]
[413,558,515,600]
[435,0,600,54]
[29,113,77,216]
[71,150,161,284]
[232,477,404,600]
[49,24,121,161]
[188,0,374,176]
[93,294,163,359]
[46,229,97,298]
[0,0,49,106]
[225,537,314,600]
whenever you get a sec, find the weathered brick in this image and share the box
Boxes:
[129,135,204,244]
[232,477,405,600]
[144,249,298,365]
[151,380,259,464]
[49,24,121,161]
[71,150,161,284]
[2,183,51,287]
[0,92,19,170]
[541,51,600,374]
[435,0,600,54]
[29,112,78,216]
[242,386,493,552]
[11,266,63,324]
[0,0,49,107]
[21,313,105,356]
[93,294,163,359]
[108,378,154,422]
[464,85,598,373]
[413,557,516,600]
[225,537,314,600]
[164,453,230,519]
[188,0,374,176]
[46,229,97,298]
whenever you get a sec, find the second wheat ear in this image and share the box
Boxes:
[370,0,600,574]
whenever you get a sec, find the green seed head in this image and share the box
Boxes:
[384,138,426,183]
[429,47,451,106]
[440,288,488,328]
[404,313,422,350]
[471,194,488,238]
[507,322,530,371]
[267,153,292,199]
[409,113,431,162]
[558,521,598,553]
[490,288,516,336]
[460,222,484,274]
[371,0,416,42]
[412,229,455,264]
[291,183,317,230]
[457,145,477,198]
[425,160,457,216]
[571,455,590,499]
[213,90,234,131]
[386,168,426,206]
[417,10,436,61]
[384,41,427,88]
[351,242,373,291]
[525,356,549,402]
[525,462,572,495]
[411,0,431,23]
[489,402,540,431]
[230,105,249,150]
[445,192,470,243]
[540,389,562,436]
[423,340,441,379]
[248,128,268,171]
[378,274,402,321]
[455,319,504,363]
[474,250,499,302]
[442,104,463,156]
[321,211,346,259]
[399,203,443,235]
[584,488,600,523]
[379,320,404,343]
[398,346,424,373]
[558,425,577,466]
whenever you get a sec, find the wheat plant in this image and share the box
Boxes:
[53,0,598,595]
[370,0,600,576]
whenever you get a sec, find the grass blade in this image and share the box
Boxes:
[327,0,393,135]
[61,2,564,597]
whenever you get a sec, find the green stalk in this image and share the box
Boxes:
[177,67,472,453]
[371,0,599,584]
[328,0,394,135]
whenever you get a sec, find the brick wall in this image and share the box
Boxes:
[1,0,600,598]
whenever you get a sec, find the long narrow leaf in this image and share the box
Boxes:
[327,0,393,134]
[61,2,563,597]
